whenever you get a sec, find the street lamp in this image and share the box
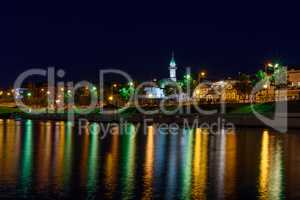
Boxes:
[199,71,206,81]
[129,82,134,87]
[266,62,280,71]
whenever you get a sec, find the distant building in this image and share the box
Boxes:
[288,68,300,88]
[169,52,177,82]
[143,52,178,99]
[193,80,239,103]
[144,86,165,99]
[193,82,211,100]
[14,88,28,100]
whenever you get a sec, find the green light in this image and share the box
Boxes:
[120,83,135,101]
[180,129,193,199]
[92,86,97,91]
[87,123,100,198]
[120,124,136,199]
[27,92,32,97]
[20,120,33,194]
[184,74,192,81]
[63,121,73,186]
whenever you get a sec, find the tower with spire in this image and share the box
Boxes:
[169,51,177,81]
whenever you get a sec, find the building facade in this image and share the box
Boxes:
[169,52,177,82]
[288,68,300,88]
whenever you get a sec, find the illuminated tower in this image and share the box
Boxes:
[169,52,177,82]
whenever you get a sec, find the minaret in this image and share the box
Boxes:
[169,51,177,81]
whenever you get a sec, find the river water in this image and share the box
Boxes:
[0,118,298,199]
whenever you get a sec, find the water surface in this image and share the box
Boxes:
[0,119,299,199]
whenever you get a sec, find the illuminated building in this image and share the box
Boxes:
[288,68,300,88]
[144,87,165,99]
[169,51,177,82]
[193,80,239,103]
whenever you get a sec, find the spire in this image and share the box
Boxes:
[169,50,177,81]
[169,51,176,68]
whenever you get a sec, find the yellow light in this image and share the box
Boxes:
[41,88,45,92]
[267,63,273,67]
[7,92,11,96]
[60,87,64,92]
[11,89,14,93]
[0,91,3,96]
[108,95,113,101]
[113,84,117,88]
[47,91,51,95]
[196,90,200,95]
[263,84,268,89]
[201,72,206,76]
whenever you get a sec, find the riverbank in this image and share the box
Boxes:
[0,101,300,129]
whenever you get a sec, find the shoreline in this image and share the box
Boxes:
[0,101,300,129]
[0,111,299,129]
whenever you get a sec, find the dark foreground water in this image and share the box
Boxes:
[0,119,299,199]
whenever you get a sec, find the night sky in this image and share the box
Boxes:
[1,1,300,86]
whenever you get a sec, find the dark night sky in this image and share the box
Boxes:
[1,1,300,86]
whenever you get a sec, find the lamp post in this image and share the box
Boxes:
[198,70,207,82]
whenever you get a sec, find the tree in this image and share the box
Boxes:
[256,70,267,82]
[119,82,135,101]
[179,74,197,96]
[272,65,288,88]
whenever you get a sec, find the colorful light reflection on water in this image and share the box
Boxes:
[0,119,298,199]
